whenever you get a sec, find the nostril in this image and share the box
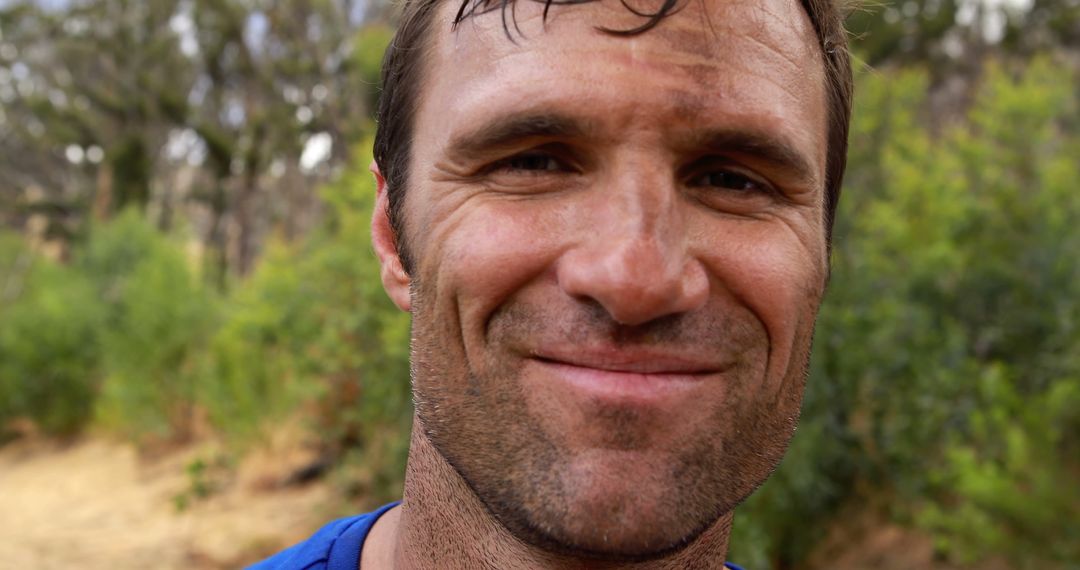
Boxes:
[677,260,710,311]
[557,231,707,326]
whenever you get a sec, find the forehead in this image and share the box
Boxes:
[417,0,827,177]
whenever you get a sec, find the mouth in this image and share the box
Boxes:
[528,348,721,402]
[531,345,721,373]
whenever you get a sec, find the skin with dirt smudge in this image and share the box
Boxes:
[367,0,829,567]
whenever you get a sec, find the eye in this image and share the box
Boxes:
[496,152,566,173]
[480,148,580,194]
[492,148,570,173]
[690,169,765,193]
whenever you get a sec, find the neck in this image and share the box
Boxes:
[383,422,733,570]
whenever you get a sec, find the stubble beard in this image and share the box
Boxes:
[409,286,812,562]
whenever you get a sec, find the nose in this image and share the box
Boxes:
[556,175,709,326]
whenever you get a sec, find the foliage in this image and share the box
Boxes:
[172,453,235,512]
[81,210,217,440]
[847,0,964,66]
[0,232,105,436]
[729,56,1080,567]
[917,365,1080,566]
[0,0,383,276]
[847,0,1080,67]
[349,24,395,114]
[0,135,411,509]
[200,140,412,505]
[0,209,217,440]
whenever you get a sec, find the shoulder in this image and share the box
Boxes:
[246,502,401,570]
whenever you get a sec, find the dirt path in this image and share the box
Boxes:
[0,436,1012,570]
[0,437,330,569]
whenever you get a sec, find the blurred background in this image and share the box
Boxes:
[0,0,1077,568]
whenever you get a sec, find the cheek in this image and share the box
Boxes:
[425,198,572,355]
[702,221,825,395]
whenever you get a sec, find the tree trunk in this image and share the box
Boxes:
[93,162,114,221]
[206,179,229,291]
[235,165,258,276]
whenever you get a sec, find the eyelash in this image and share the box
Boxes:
[497,152,566,173]
[687,168,770,195]
[488,152,775,197]
[487,148,576,177]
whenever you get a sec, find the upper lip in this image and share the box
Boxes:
[530,346,722,375]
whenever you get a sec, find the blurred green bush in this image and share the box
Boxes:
[728,57,1080,567]
[1,232,104,437]
[0,142,411,506]
[84,210,218,441]
[201,140,411,505]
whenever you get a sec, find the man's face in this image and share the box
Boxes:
[384,0,828,560]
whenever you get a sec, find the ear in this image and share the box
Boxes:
[371,161,412,312]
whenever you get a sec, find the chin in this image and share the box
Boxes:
[486,451,729,561]
[512,499,718,562]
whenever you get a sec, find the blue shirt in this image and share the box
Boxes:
[247,502,745,570]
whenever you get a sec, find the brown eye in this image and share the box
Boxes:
[502,153,564,173]
[692,170,762,193]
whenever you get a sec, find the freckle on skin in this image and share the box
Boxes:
[671,87,708,117]
[678,63,714,91]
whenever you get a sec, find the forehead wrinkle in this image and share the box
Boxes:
[428,0,827,155]
[692,0,721,40]
[663,53,817,112]
[752,0,823,74]
[628,6,817,89]
[739,23,818,73]
[650,17,724,60]
[756,0,817,42]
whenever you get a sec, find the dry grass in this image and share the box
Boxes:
[0,433,332,569]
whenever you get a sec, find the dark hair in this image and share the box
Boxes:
[373,0,853,273]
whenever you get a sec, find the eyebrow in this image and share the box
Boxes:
[447,112,591,158]
[446,110,818,185]
[685,128,818,186]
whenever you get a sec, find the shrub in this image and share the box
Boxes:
[79,210,217,441]
[200,141,412,505]
[730,57,1080,567]
[918,365,1080,566]
[0,232,105,436]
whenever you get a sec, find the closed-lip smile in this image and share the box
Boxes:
[530,346,722,376]
[524,345,728,404]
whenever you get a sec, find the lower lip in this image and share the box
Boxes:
[532,359,710,403]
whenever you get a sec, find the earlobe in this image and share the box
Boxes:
[370,161,412,312]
